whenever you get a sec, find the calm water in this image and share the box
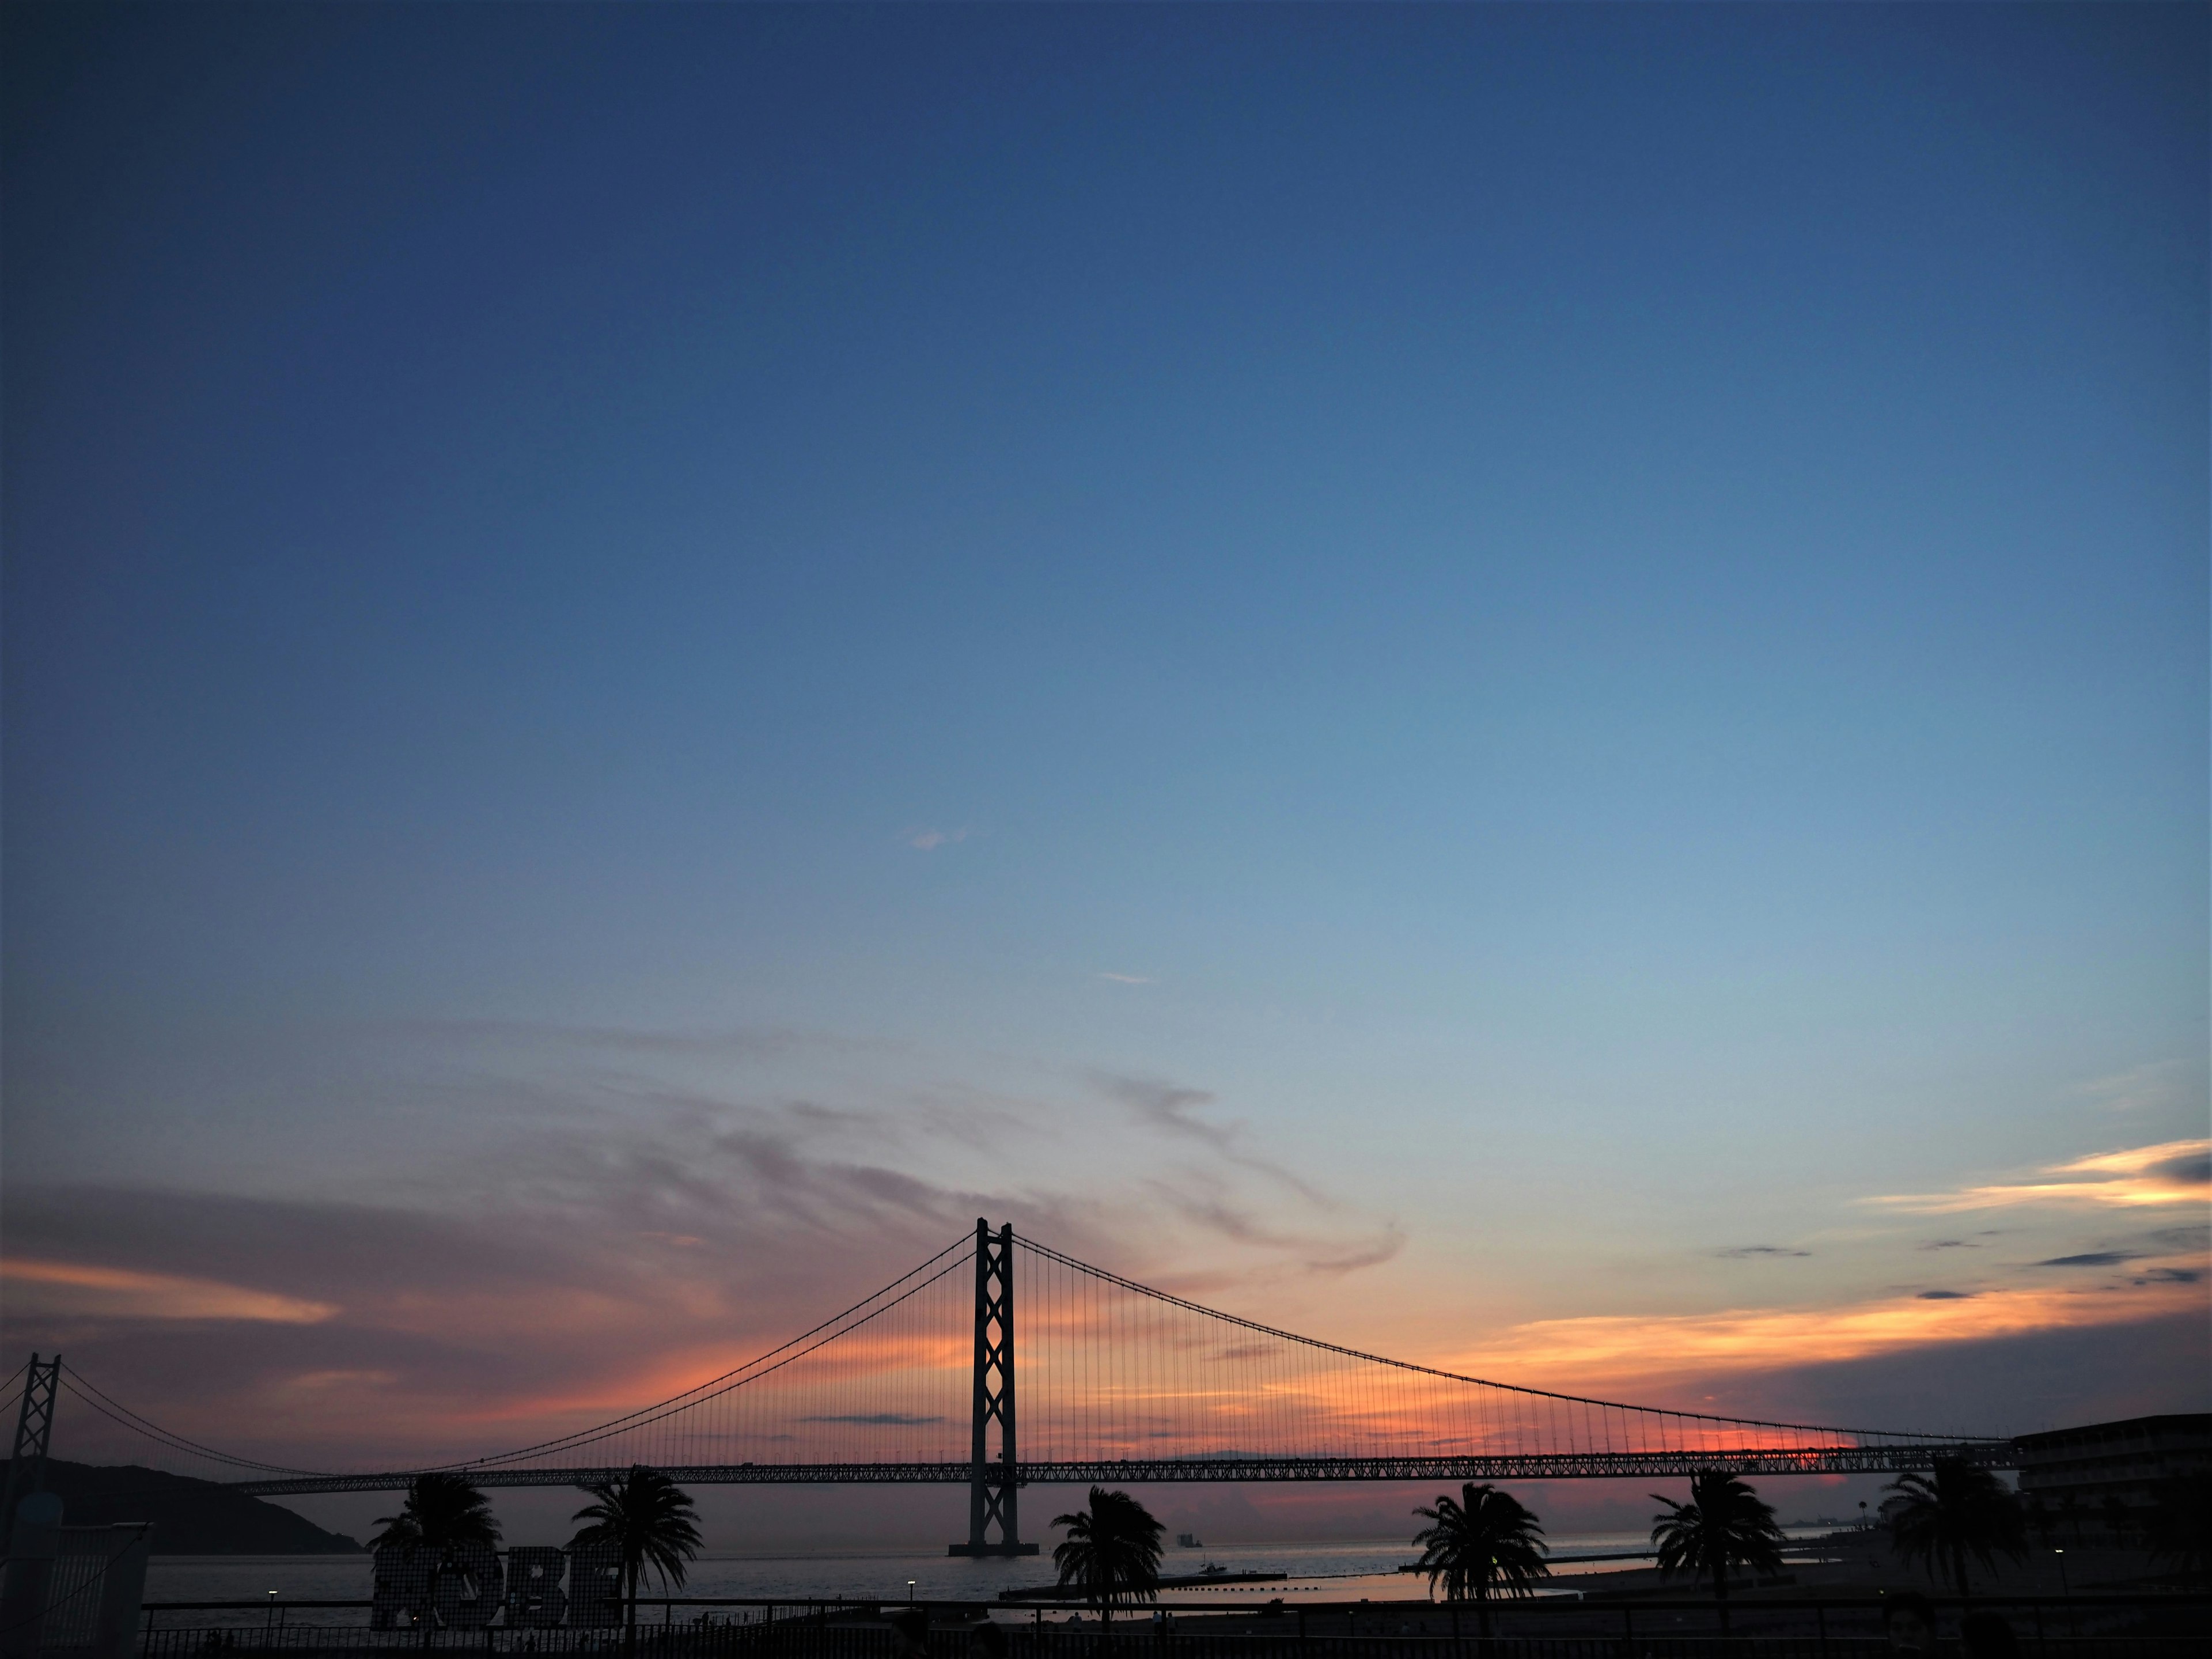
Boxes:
[143,1531,1840,1628]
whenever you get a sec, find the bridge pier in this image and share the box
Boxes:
[0,1355,60,1556]
[949,1220,1036,1557]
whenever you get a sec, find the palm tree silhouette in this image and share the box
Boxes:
[370,1473,501,1645]
[1410,1483,1550,1638]
[1884,1459,2027,1599]
[571,1467,704,1655]
[1650,1469,1786,1635]
[1051,1487,1164,1635]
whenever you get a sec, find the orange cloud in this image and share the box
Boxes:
[283,1369,398,1390]
[1457,1272,2207,1394]
[1861,1138,2211,1214]
[1,1258,336,1324]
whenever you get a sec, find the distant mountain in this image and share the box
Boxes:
[8,1461,363,1555]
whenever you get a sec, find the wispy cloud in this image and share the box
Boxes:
[0,1257,337,1324]
[1457,1272,2208,1391]
[1097,972,1153,985]
[904,827,970,851]
[1715,1246,1811,1259]
[0,1051,1402,1467]
[2081,1059,2204,1115]
[1094,1073,1331,1207]
[1862,1139,2212,1214]
[1150,1187,1406,1277]
[798,1414,945,1426]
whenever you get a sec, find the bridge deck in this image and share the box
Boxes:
[230,1444,2015,1495]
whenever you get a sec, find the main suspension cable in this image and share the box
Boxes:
[451,1233,976,1469]
[59,1368,331,1476]
[1012,1231,1959,1445]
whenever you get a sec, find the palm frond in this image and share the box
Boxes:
[1410,1484,1548,1604]
[1051,1487,1164,1611]
[569,1467,704,1598]
[371,1474,499,1553]
[1884,1459,2026,1597]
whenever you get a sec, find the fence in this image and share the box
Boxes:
[130,1630,2205,1659]
[2,1521,154,1659]
[131,1596,2210,1659]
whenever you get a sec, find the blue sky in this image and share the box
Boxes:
[3,4,2205,1537]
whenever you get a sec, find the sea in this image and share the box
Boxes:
[143,1531,1845,1628]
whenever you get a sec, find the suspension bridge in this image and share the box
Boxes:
[10,1221,2014,1558]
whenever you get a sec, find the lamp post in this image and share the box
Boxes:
[2053,1548,2069,1597]
[908,1581,916,1605]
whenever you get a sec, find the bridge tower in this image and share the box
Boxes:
[0,1354,61,1554]
[949,1221,1035,1556]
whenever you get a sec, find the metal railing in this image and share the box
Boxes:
[132,1594,2210,1659]
[134,1628,2205,1659]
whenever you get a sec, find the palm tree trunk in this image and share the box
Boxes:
[1713,1558,1731,1637]
[624,1560,639,1659]
[421,1559,442,1651]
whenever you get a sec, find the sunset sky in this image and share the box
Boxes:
[3,4,2205,1546]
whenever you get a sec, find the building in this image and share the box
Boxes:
[2012,1414,2211,1542]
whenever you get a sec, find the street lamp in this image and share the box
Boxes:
[907,1581,916,1605]
[2053,1548,2070,1597]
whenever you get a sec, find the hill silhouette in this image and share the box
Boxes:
[8,1460,362,1554]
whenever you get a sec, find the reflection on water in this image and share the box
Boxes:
[145,1530,1840,1627]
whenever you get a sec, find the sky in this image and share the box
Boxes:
[3,3,2206,1548]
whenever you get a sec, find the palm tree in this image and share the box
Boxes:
[1410,1484,1550,1638]
[370,1473,501,1644]
[2142,1474,2211,1584]
[1884,1459,2027,1599]
[571,1467,704,1654]
[1051,1487,1164,1634]
[1650,1469,1786,1635]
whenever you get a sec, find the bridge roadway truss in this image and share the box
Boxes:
[39,1220,2016,1531]
[228,1442,2016,1497]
